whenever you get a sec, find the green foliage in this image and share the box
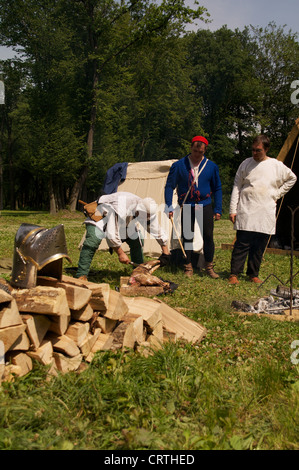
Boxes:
[0,3,299,212]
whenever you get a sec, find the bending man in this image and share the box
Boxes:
[76,191,170,280]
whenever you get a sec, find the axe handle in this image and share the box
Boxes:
[170,216,187,259]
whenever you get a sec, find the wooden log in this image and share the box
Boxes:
[123,296,163,330]
[9,331,30,351]
[79,328,101,359]
[46,332,81,357]
[60,275,110,311]
[0,298,23,329]
[21,314,51,350]
[147,320,163,342]
[84,333,114,363]
[6,351,33,377]
[12,286,71,317]
[53,352,82,373]
[2,364,22,382]
[92,333,114,352]
[47,314,70,335]
[26,340,54,365]
[0,289,12,303]
[0,324,27,353]
[93,316,117,334]
[103,289,128,321]
[37,276,92,310]
[110,313,144,350]
[120,276,164,297]
[154,299,207,344]
[65,321,90,347]
[71,303,94,322]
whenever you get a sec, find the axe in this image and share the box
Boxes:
[170,215,187,259]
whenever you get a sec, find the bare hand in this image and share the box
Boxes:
[214,213,221,221]
[118,252,130,264]
[114,247,130,264]
[229,214,236,224]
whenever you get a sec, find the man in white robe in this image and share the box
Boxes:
[229,135,297,284]
[76,192,170,280]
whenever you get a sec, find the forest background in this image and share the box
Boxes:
[1,0,299,215]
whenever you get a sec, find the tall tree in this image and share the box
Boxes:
[0,0,208,211]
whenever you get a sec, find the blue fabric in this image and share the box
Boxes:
[102,162,128,195]
[164,155,222,214]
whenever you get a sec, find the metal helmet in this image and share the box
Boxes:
[11,223,71,288]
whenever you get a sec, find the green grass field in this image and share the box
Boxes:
[0,211,298,450]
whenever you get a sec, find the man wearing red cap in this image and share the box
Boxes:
[165,135,222,278]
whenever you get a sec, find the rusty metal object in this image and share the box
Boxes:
[11,223,71,288]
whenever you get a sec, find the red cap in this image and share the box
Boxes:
[192,136,209,146]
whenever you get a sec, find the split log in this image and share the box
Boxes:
[110,313,144,350]
[103,289,128,321]
[123,296,163,330]
[155,299,207,344]
[9,331,30,351]
[79,328,101,359]
[92,333,114,352]
[26,340,54,366]
[0,298,23,329]
[6,351,33,377]
[21,314,51,350]
[0,289,12,303]
[47,313,70,335]
[93,316,117,334]
[147,320,163,342]
[46,332,81,357]
[0,324,27,353]
[37,276,92,310]
[12,286,70,317]
[120,276,164,297]
[60,275,110,311]
[65,321,90,347]
[84,333,114,363]
[53,352,83,373]
[71,303,94,322]
[2,364,22,382]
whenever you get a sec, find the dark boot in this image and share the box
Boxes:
[184,263,193,277]
[205,261,219,279]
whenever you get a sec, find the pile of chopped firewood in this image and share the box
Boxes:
[0,275,206,383]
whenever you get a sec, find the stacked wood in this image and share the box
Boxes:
[0,275,207,383]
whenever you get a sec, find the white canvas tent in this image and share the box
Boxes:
[97,159,204,257]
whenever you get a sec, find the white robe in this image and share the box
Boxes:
[85,191,168,248]
[229,157,297,235]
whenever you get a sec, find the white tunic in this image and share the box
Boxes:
[85,191,168,248]
[229,157,297,235]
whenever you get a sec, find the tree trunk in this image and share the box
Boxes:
[68,69,98,212]
[49,177,57,214]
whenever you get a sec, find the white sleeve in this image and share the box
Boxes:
[277,164,297,200]
[147,213,168,246]
[229,165,243,214]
